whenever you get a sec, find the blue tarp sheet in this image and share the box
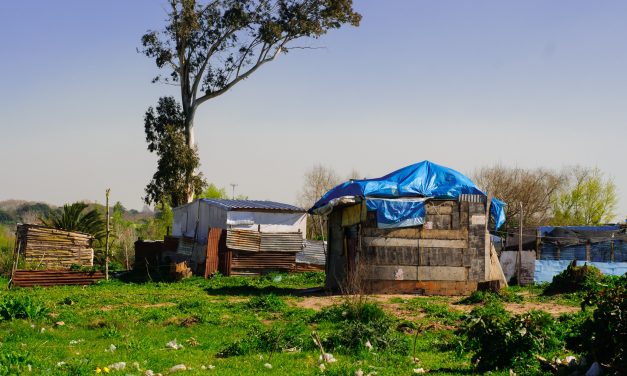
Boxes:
[310,160,506,229]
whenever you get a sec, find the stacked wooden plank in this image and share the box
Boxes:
[11,270,104,287]
[17,224,94,268]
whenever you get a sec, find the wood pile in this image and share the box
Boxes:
[170,261,193,280]
[17,224,94,269]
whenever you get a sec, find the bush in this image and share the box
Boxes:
[458,301,562,372]
[544,261,603,295]
[0,296,48,321]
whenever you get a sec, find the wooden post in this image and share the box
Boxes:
[517,202,523,284]
[105,189,110,281]
[610,233,615,262]
[536,229,542,260]
[585,240,590,262]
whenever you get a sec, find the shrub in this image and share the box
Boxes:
[458,301,562,372]
[0,296,48,321]
[544,261,603,295]
[577,274,627,371]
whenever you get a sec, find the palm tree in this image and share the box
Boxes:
[41,203,105,240]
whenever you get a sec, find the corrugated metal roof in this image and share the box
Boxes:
[200,199,305,212]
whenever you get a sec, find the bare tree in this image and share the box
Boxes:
[473,164,567,227]
[298,164,341,239]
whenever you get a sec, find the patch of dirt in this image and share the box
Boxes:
[503,302,579,316]
[293,295,343,311]
[180,316,199,327]
[293,293,578,319]
[140,302,176,309]
[100,302,175,311]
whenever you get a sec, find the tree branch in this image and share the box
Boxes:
[194,37,289,108]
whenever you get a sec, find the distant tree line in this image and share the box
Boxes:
[473,164,618,229]
[298,163,620,239]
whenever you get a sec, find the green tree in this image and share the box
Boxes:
[199,183,228,199]
[140,0,361,202]
[552,167,618,225]
[111,202,137,269]
[41,202,106,240]
[198,183,248,199]
[144,96,207,207]
[138,204,173,241]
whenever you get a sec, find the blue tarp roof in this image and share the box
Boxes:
[309,160,506,229]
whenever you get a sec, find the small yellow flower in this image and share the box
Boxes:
[95,367,102,374]
[103,367,110,373]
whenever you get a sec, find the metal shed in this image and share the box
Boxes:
[169,199,307,276]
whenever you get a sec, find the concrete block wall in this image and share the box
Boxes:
[325,198,489,295]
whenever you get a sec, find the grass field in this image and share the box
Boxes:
[0,273,583,375]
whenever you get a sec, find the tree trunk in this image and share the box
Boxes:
[184,108,196,204]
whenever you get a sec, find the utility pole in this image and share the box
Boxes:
[105,189,110,281]
[230,183,238,200]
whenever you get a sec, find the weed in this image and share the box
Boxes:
[457,289,523,305]
[405,299,462,325]
[246,294,287,312]
[0,350,31,376]
[458,301,562,372]
[0,295,48,321]
[218,321,313,357]
[316,302,408,355]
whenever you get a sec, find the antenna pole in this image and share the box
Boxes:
[229,183,238,199]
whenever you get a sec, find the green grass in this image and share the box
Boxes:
[0,274,571,375]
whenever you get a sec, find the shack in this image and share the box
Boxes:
[165,199,307,276]
[310,160,507,295]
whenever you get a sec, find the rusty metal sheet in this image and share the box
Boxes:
[226,230,303,253]
[11,270,105,287]
[204,228,223,277]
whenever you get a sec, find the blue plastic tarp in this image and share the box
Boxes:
[310,160,506,229]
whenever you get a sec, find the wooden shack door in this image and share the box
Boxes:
[204,228,222,278]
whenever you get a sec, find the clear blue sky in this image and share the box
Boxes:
[1,1,626,220]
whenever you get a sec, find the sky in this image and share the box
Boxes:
[0,1,626,220]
